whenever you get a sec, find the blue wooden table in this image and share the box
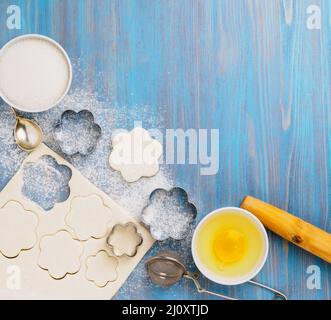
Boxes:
[0,0,330,300]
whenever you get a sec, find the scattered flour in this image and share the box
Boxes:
[25,89,174,219]
[0,103,26,187]
[0,65,198,298]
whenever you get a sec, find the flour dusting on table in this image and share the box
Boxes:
[0,70,197,299]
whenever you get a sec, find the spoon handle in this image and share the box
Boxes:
[10,106,18,118]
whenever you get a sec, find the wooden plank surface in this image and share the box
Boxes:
[0,0,330,300]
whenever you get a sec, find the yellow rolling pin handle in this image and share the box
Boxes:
[240,196,331,263]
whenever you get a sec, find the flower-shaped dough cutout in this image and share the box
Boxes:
[107,223,143,257]
[54,110,101,156]
[0,201,38,258]
[66,195,113,241]
[109,127,163,182]
[22,155,72,211]
[38,230,83,279]
[85,250,118,287]
[142,188,197,241]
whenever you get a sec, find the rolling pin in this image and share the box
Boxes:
[240,196,331,263]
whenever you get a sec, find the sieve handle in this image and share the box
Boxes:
[248,280,288,300]
[185,273,287,300]
[184,273,237,300]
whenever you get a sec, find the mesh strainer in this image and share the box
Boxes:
[146,251,287,300]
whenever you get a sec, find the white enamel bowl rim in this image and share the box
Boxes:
[191,206,269,286]
[0,34,72,113]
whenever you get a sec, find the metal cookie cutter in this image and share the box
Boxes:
[142,187,197,241]
[106,222,143,258]
[54,110,102,156]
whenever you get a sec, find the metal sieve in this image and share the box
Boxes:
[146,251,288,300]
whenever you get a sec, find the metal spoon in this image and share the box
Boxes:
[146,251,288,300]
[11,108,43,152]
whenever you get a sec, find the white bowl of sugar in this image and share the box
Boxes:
[0,34,72,113]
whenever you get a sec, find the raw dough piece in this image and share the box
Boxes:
[85,251,118,287]
[0,201,38,258]
[109,127,163,182]
[66,194,113,241]
[107,223,143,257]
[38,230,83,279]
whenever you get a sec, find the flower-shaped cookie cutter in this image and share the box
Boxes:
[106,222,143,258]
[141,187,197,241]
[54,110,102,156]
